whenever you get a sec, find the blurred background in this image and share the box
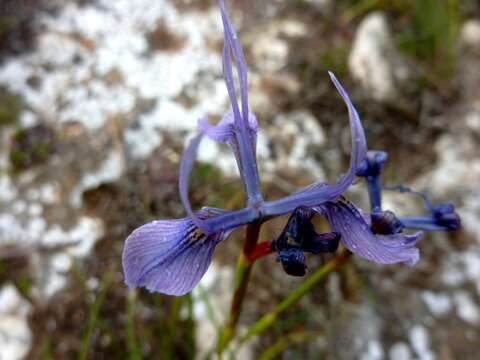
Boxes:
[0,0,479,359]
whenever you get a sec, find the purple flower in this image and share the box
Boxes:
[122,0,458,296]
[387,185,461,231]
[356,151,461,232]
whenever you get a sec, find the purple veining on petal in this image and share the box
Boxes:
[122,208,234,296]
[263,72,368,216]
[319,200,422,267]
[219,0,262,203]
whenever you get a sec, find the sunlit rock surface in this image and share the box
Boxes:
[348,12,409,102]
[0,284,32,360]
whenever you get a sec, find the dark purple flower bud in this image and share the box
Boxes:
[432,203,461,230]
[271,207,340,276]
[272,206,315,251]
[301,232,341,254]
[370,209,404,235]
[276,248,307,277]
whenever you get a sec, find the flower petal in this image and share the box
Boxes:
[198,110,258,152]
[178,133,209,233]
[263,73,368,216]
[219,0,249,124]
[319,200,422,266]
[219,0,262,202]
[122,209,234,296]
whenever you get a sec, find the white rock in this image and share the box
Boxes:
[453,291,480,325]
[349,12,404,102]
[250,20,307,73]
[361,340,384,360]
[251,34,289,73]
[0,284,32,360]
[192,263,252,359]
[70,150,124,207]
[421,291,452,317]
[465,111,480,133]
[269,111,326,177]
[409,325,435,360]
[461,19,480,49]
[389,342,412,360]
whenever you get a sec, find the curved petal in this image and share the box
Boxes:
[179,133,209,233]
[263,73,367,216]
[198,110,258,151]
[219,0,249,124]
[122,209,234,296]
[319,200,422,267]
[219,0,262,203]
[197,116,234,143]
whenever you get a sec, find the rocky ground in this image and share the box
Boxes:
[0,0,479,359]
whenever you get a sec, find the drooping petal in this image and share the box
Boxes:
[263,73,368,216]
[319,200,422,266]
[122,209,234,296]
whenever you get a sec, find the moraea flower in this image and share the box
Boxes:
[386,185,461,232]
[122,0,460,296]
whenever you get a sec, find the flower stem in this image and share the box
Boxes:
[239,249,352,345]
[217,222,262,354]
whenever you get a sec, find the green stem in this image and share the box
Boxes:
[78,269,114,360]
[126,290,142,360]
[239,249,352,345]
[257,330,323,360]
[216,222,262,354]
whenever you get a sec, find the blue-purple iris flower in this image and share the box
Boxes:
[356,151,461,233]
[122,0,460,296]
